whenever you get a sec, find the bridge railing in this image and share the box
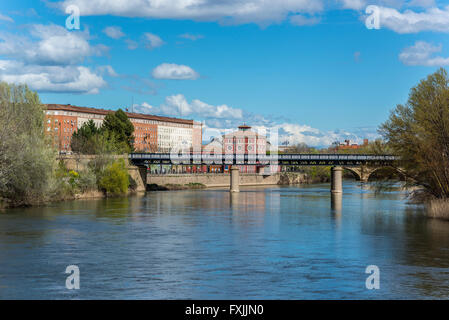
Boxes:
[129,153,399,163]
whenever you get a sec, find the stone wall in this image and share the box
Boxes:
[147,172,307,188]
[128,166,147,192]
[58,155,146,192]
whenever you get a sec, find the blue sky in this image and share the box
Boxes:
[1,0,449,146]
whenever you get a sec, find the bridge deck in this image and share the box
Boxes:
[129,153,398,166]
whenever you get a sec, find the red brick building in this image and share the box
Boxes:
[44,104,202,153]
[203,125,270,173]
[331,139,369,151]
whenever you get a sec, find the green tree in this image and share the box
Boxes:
[380,68,449,199]
[71,119,101,154]
[98,159,130,195]
[0,82,57,206]
[102,109,134,153]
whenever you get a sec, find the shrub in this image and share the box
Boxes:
[185,183,206,189]
[98,159,129,195]
[77,169,98,193]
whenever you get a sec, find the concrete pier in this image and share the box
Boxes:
[230,166,240,193]
[331,166,343,193]
[331,192,342,213]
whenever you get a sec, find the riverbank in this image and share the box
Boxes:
[427,199,449,221]
[0,188,146,210]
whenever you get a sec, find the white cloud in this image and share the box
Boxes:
[339,0,434,11]
[179,33,204,41]
[97,65,118,77]
[337,1,448,33]
[0,13,14,22]
[270,123,378,147]
[162,94,193,116]
[152,63,199,80]
[289,14,321,26]
[0,24,107,65]
[340,0,366,10]
[0,60,106,94]
[103,26,125,39]
[399,41,449,66]
[144,33,165,49]
[408,0,435,8]
[132,94,377,147]
[203,122,377,147]
[56,0,323,25]
[191,100,243,119]
[371,5,449,33]
[0,24,109,94]
[134,94,243,120]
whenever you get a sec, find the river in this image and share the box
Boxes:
[1,181,449,299]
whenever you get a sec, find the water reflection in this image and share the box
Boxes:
[331,193,342,215]
[0,181,448,299]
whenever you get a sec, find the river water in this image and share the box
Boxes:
[1,181,449,299]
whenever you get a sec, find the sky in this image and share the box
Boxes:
[1,0,449,147]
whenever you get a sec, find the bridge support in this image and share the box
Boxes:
[331,192,342,217]
[331,166,343,193]
[230,166,240,193]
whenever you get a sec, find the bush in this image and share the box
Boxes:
[98,159,130,195]
[77,169,98,193]
[185,183,206,189]
[304,166,331,183]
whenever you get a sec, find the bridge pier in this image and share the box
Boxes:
[331,166,343,193]
[230,166,240,193]
[331,192,342,216]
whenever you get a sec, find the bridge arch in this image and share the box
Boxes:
[366,166,406,182]
[342,167,363,181]
[342,166,405,182]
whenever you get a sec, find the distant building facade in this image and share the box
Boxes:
[331,139,369,151]
[44,104,202,153]
[202,125,271,173]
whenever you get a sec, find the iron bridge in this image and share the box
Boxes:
[129,153,399,167]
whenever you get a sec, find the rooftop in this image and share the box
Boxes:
[45,104,199,126]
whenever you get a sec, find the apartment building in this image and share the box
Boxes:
[202,124,270,173]
[44,104,202,153]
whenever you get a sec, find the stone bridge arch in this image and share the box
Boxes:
[343,166,405,182]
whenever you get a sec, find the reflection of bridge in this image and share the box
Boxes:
[129,153,400,193]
